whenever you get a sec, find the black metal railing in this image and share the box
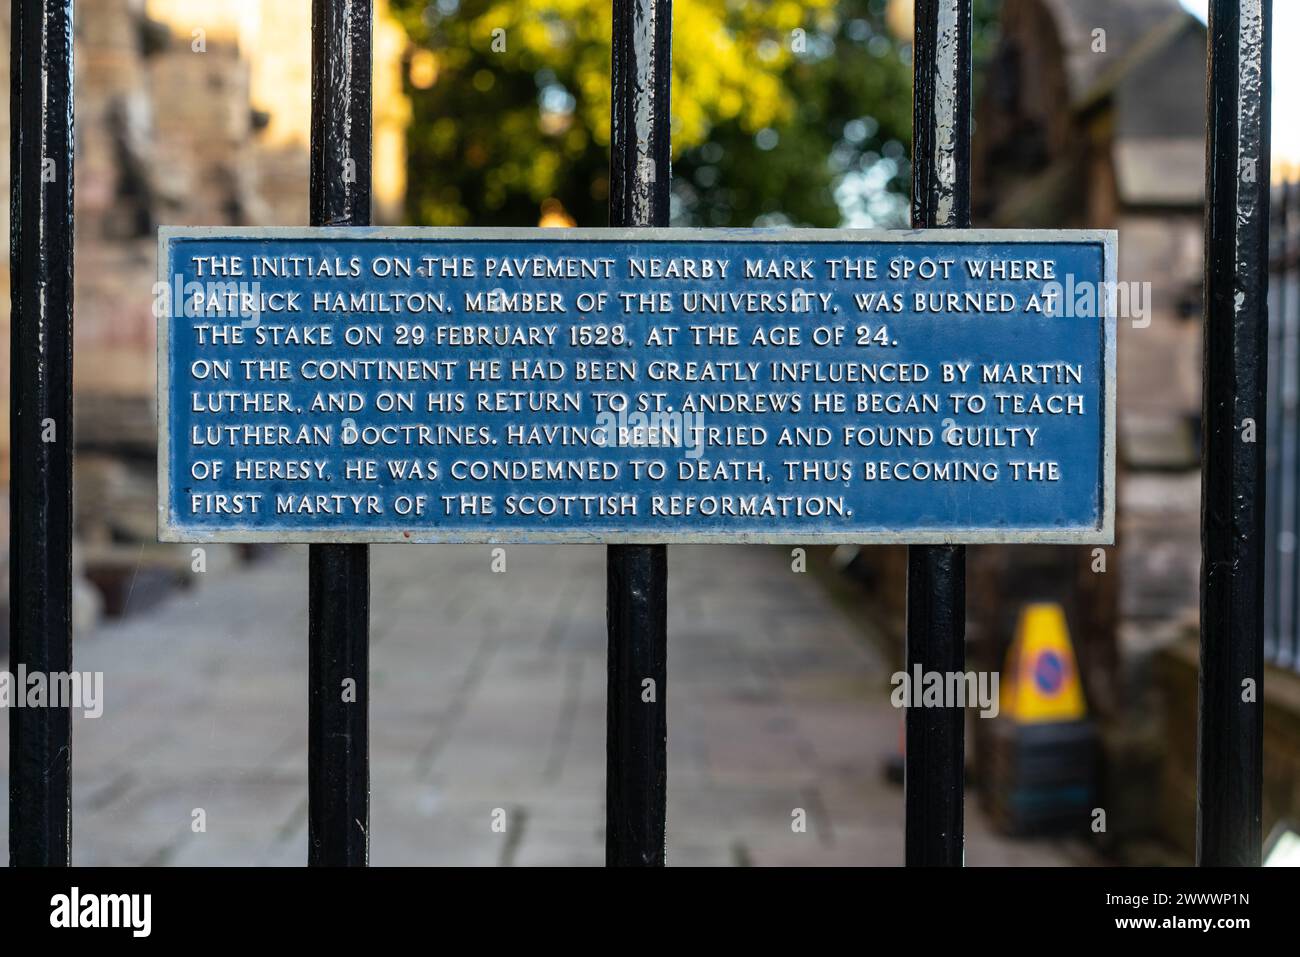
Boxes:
[307,0,374,869]
[906,0,972,868]
[1199,0,1271,867]
[4,0,1276,868]
[605,0,672,869]
[8,0,75,868]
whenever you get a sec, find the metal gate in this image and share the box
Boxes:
[6,0,1273,866]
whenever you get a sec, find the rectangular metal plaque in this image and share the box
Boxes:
[157,227,1115,544]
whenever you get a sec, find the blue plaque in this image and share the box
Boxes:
[157,227,1116,544]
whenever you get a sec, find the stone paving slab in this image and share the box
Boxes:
[0,543,1090,866]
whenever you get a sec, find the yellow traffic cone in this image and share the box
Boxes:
[999,602,1087,724]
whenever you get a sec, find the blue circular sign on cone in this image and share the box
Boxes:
[1033,650,1065,695]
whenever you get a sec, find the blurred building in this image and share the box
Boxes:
[971,0,1209,860]
[850,0,1300,861]
[0,0,410,627]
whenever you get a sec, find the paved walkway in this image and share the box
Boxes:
[1,544,1088,865]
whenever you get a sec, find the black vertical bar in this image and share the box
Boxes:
[905,0,971,868]
[606,0,670,867]
[308,0,372,867]
[9,0,75,868]
[1199,0,1271,867]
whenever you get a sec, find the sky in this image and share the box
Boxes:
[1179,0,1299,174]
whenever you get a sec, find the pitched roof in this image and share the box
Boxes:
[1037,0,1199,106]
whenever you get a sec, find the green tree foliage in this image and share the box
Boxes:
[391,0,998,228]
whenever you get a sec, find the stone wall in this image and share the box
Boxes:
[1,0,409,619]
